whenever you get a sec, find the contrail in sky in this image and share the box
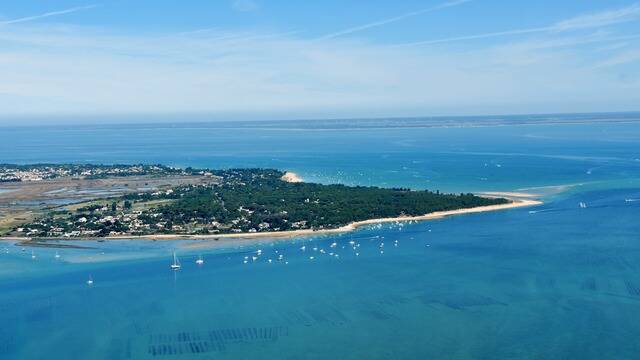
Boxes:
[317,0,472,40]
[0,4,98,25]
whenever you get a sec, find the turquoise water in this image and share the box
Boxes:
[2,120,640,192]
[2,118,640,359]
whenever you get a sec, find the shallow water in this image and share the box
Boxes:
[1,117,640,359]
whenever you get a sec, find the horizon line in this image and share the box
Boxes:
[0,110,638,128]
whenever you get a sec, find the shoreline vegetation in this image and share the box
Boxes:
[96,197,543,240]
[1,197,541,247]
[0,165,542,245]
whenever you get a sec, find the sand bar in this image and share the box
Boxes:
[281,172,303,183]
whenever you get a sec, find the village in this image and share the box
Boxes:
[0,163,201,182]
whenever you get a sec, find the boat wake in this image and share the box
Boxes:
[528,209,556,214]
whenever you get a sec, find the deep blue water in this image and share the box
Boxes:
[2,118,640,359]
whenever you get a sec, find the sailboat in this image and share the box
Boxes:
[31,251,36,260]
[86,275,94,285]
[55,251,60,259]
[170,252,181,270]
[195,255,204,265]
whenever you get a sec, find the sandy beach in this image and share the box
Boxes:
[281,171,303,183]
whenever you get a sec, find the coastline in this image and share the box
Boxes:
[1,197,542,245]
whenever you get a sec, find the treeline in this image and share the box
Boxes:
[156,169,507,232]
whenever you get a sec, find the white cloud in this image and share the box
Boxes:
[232,0,259,12]
[552,3,640,31]
[0,13,638,120]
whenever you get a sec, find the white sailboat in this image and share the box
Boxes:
[86,275,94,285]
[31,251,36,260]
[170,252,181,270]
[55,251,60,259]
[195,255,204,265]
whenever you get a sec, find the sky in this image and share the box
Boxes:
[0,0,639,123]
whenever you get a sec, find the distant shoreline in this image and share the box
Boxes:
[1,196,541,245]
[2,111,639,129]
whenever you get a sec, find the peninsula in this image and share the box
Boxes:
[0,164,540,241]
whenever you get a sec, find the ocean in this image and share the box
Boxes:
[1,115,640,359]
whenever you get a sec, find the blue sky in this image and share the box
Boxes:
[0,0,639,122]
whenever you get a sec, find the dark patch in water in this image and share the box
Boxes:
[303,306,349,325]
[364,308,395,320]
[24,298,54,323]
[281,309,313,326]
[581,277,597,292]
[419,293,507,310]
[535,275,556,290]
[624,280,640,296]
[0,329,16,356]
[146,326,288,357]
